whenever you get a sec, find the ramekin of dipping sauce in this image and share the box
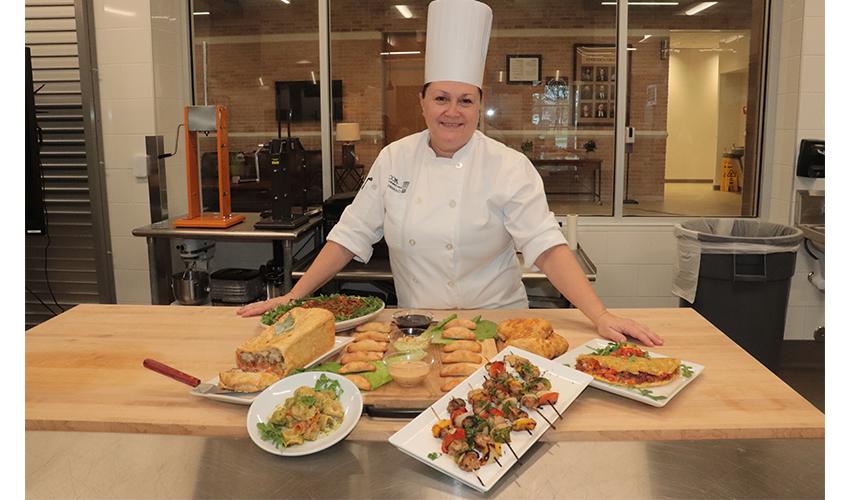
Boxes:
[392,310,434,332]
[385,350,433,387]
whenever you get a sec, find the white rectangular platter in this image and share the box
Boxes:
[190,336,354,405]
[554,338,704,408]
[388,347,592,493]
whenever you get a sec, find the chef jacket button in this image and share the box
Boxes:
[371,184,377,190]
[448,281,455,288]
[408,239,416,246]
[415,197,422,204]
[449,200,457,208]
[412,276,419,284]
[446,243,453,250]
[455,162,463,169]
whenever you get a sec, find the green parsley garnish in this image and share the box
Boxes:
[627,387,668,401]
[257,422,285,448]
[590,342,627,356]
[680,364,694,378]
[314,373,343,398]
[296,395,317,406]
[261,294,384,325]
[427,452,440,460]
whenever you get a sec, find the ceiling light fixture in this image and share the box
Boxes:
[601,2,680,5]
[192,11,210,15]
[639,34,652,43]
[394,5,413,18]
[379,50,422,56]
[685,1,718,15]
[280,0,291,4]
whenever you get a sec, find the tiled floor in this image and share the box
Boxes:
[548,182,745,217]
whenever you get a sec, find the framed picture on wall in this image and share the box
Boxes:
[506,54,542,84]
[572,44,631,127]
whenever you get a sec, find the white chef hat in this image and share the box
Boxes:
[424,0,493,89]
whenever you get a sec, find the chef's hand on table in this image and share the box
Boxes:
[236,294,293,317]
[592,311,664,347]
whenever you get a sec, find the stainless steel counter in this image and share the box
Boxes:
[294,245,597,283]
[26,431,823,498]
[132,213,324,303]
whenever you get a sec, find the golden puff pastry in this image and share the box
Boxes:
[506,333,569,359]
[218,369,281,393]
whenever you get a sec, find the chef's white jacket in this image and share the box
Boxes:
[327,130,567,309]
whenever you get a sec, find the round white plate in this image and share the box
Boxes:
[246,371,363,456]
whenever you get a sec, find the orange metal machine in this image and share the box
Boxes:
[175,105,245,228]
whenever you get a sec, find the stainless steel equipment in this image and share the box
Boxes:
[171,239,216,305]
[170,269,209,305]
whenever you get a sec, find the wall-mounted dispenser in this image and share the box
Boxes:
[796,139,824,178]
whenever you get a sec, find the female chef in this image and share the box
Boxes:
[238,0,662,347]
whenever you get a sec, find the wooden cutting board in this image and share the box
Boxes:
[337,325,501,410]
[25,305,824,441]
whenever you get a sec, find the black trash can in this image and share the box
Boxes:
[673,219,803,372]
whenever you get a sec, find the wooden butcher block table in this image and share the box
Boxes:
[25,304,824,442]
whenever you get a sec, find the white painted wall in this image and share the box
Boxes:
[664,48,719,181]
[93,0,156,304]
[93,0,192,304]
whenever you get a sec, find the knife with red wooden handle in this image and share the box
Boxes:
[143,358,202,388]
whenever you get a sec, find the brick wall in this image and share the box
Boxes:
[191,0,758,201]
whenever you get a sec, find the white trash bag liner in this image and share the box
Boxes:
[673,218,803,303]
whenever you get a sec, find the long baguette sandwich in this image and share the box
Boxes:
[219,307,335,392]
[575,351,680,388]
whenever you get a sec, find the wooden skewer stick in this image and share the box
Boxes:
[534,408,555,429]
[548,401,563,420]
[430,406,441,420]
[505,441,520,461]
[476,474,486,487]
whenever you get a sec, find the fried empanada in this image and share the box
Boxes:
[339,361,377,374]
[440,351,484,364]
[346,340,388,352]
[441,340,482,353]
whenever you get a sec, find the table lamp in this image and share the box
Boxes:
[336,122,360,168]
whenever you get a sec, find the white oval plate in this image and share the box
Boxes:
[246,372,363,456]
[260,301,386,332]
[333,302,385,332]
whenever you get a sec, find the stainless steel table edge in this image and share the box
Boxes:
[25,431,824,499]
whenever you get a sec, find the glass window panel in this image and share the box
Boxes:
[330,0,616,214]
[484,1,617,216]
[624,0,766,217]
[190,0,321,211]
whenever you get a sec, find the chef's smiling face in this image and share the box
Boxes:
[420,81,481,158]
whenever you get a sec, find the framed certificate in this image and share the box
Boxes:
[506,55,542,84]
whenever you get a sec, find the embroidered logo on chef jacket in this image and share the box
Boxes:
[387,174,410,194]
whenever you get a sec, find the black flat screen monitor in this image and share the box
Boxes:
[275,80,342,123]
[26,47,47,235]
